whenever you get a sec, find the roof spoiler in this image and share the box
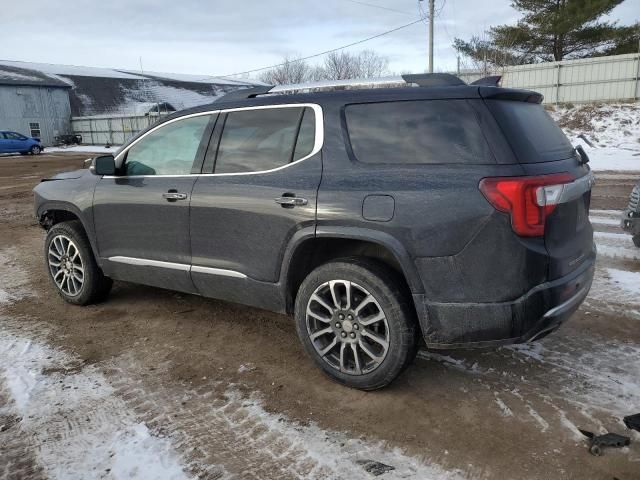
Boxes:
[401,73,465,87]
[470,75,502,87]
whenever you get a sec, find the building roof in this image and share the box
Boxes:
[0,60,259,117]
[0,64,71,88]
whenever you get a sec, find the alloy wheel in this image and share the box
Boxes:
[48,234,84,296]
[306,280,390,375]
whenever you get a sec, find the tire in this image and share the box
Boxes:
[30,145,41,155]
[294,258,418,390]
[634,235,640,248]
[44,220,112,305]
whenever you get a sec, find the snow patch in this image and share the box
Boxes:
[494,395,513,418]
[0,248,33,304]
[0,328,190,480]
[606,269,640,296]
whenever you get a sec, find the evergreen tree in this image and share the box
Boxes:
[454,0,639,67]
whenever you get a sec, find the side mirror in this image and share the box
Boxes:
[92,155,116,175]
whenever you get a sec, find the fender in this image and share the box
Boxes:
[37,201,101,266]
[279,225,424,295]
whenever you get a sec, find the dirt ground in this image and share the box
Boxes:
[1,153,639,479]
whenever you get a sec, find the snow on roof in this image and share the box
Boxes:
[0,59,258,116]
[0,63,70,88]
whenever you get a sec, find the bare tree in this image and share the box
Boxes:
[259,50,390,85]
[259,56,312,85]
[357,50,390,78]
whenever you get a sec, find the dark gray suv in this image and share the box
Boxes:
[33,74,596,390]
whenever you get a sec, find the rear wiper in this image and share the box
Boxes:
[575,145,590,165]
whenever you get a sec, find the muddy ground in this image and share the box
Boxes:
[1,153,639,479]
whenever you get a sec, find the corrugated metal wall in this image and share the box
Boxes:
[0,85,72,145]
[458,53,640,104]
[70,114,169,145]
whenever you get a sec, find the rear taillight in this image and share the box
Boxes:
[479,173,574,237]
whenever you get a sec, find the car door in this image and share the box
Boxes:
[2,132,21,152]
[0,133,9,153]
[189,104,322,309]
[94,113,216,294]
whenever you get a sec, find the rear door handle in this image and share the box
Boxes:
[275,196,308,207]
[163,192,188,201]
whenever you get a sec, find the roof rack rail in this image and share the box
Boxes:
[215,72,468,102]
[216,85,273,103]
[470,75,502,87]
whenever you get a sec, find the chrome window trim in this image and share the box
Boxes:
[108,256,247,279]
[106,103,324,179]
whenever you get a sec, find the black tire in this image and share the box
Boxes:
[44,220,112,305]
[294,258,418,390]
[633,235,640,248]
[30,145,41,155]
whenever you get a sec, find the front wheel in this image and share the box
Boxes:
[45,220,112,305]
[30,145,41,155]
[294,258,418,390]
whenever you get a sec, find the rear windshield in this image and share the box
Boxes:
[344,100,494,165]
[486,100,574,163]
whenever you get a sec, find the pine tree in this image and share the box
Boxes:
[454,0,639,67]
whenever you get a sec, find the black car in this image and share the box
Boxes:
[33,74,596,390]
[621,181,640,247]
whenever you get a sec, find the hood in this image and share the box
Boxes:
[41,169,88,182]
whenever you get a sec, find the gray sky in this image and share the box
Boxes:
[3,0,638,79]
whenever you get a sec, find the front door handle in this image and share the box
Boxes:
[275,196,308,207]
[163,191,188,201]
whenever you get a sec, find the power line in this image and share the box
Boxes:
[343,0,413,15]
[215,18,424,79]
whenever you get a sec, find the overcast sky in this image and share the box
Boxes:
[3,0,638,80]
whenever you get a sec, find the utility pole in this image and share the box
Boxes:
[428,0,434,73]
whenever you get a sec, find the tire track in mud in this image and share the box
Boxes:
[106,353,457,480]
[0,385,46,480]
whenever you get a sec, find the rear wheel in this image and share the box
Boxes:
[294,258,418,390]
[45,221,112,305]
[633,235,640,248]
[30,145,41,155]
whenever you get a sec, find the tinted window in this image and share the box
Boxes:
[345,100,493,165]
[5,132,25,140]
[215,107,314,174]
[486,100,574,163]
[293,108,316,161]
[125,115,210,176]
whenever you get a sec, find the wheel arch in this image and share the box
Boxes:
[38,202,100,263]
[281,226,423,315]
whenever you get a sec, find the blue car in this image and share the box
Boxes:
[0,131,43,155]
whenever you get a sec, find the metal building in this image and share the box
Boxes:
[0,64,72,146]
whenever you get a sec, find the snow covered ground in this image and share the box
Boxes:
[549,103,640,171]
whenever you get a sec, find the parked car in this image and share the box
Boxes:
[0,130,43,155]
[621,181,640,247]
[33,74,595,390]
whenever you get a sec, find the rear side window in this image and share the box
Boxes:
[215,107,316,174]
[345,100,494,165]
[486,100,574,163]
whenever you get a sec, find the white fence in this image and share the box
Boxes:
[71,113,170,146]
[458,53,640,104]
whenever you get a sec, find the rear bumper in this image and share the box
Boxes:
[621,209,640,236]
[413,255,595,349]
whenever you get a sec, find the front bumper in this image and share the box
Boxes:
[413,257,595,349]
